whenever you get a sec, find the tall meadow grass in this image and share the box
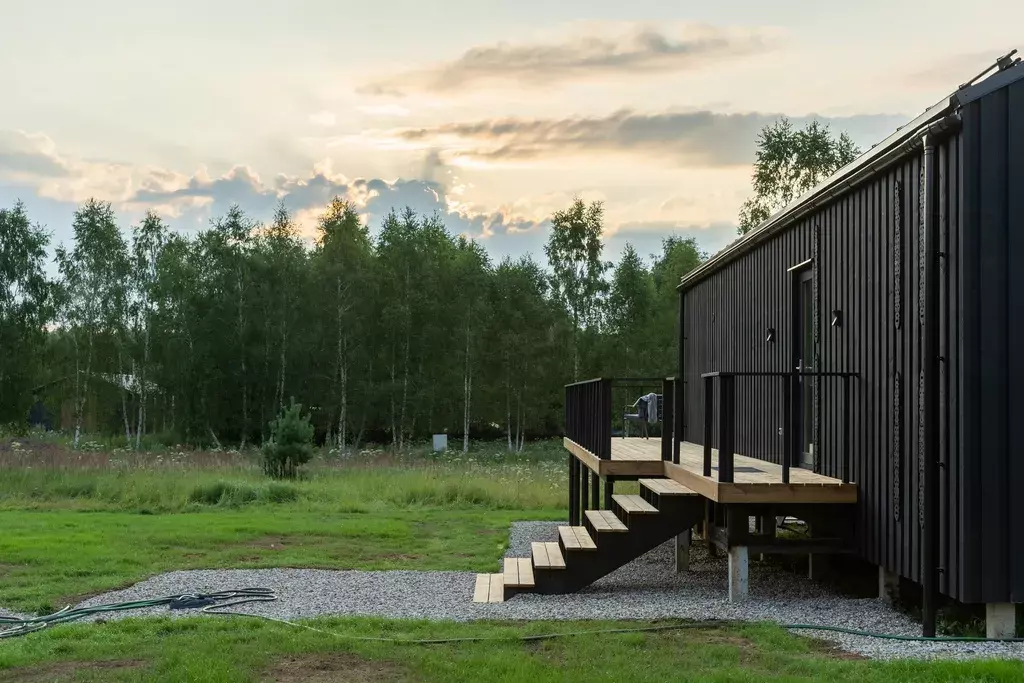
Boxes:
[0,436,567,513]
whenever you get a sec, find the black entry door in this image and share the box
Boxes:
[794,269,815,468]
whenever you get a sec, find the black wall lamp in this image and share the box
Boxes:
[766,327,776,343]
[831,309,843,328]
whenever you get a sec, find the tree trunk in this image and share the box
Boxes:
[399,331,410,451]
[119,348,132,444]
[462,320,471,453]
[334,276,348,453]
[238,268,249,449]
[277,323,287,413]
[135,313,150,450]
[506,348,512,452]
[389,342,398,450]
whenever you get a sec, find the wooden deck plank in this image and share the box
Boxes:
[473,574,490,603]
[503,557,519,586]
[531,541,549,567]
[559,525,581,550]
[639,478,697,496]
[543,542,566,568]
[612,494,659,514]
[564,437,857,504]
[517,557,535,587]
[585,509,628,532]
[571,526,597,549]
[487,574,504,603]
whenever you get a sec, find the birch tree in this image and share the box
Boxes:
[55,199,128,448]
[315,197,371,452]
[0,202,53,422]
[544,198,609,379]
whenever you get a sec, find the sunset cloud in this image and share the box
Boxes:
[389,110,906,167]
[360,23,778,95]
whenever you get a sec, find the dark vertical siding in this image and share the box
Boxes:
[959,81,1024,604]
[958,101,982,602]
[1008,79,1024,602]
[681,136,972,596]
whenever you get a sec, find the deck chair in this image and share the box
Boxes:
[623,397,650,439]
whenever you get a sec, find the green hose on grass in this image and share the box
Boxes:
[3,590,1021,643]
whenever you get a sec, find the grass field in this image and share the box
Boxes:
[4,617,1024,683]
[2,434,1024,680]
[0,436,565,613]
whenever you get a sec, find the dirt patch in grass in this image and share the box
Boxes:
[803,636,868,660]
[248,536,292,550]
[262,652,408,683]
[0,659,145,682]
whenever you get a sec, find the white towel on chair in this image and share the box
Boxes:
[643,393,658,423]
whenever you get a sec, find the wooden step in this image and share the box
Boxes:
[585,509,628,532]
[558,526,597,551]
[639,479,698,496]
[503,557,536,588]
[473,573,504,603]
[531,541,566,569]
[612,494,659,514]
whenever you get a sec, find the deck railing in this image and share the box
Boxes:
[700,371,858,484]
[564,378,612,460]
[564,377,677,460]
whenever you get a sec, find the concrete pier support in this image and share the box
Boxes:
[675,529,691,573]
[878,567,899,604]
[987,604,1017,639]
[728,546,749,602]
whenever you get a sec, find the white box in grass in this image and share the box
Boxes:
[432,434,448,452]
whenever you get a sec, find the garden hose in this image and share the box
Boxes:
[2,589,1022,644]
[0,588,276,639]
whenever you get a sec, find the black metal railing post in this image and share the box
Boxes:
[718,374,735,483]
[674,373,683,464]
[599,378,612,460]
[703,375,714,476]
[580,463,589,515]
[782,373,792,484]
[591,472,600,509]
[661,377,674,461]
[842,374,851,484]
[568,453,578,526]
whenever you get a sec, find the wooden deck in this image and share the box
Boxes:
[564,437,857,504]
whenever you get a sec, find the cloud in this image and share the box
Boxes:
[308,111,337,126]
[357,104,411,117]
[360,23,777,95]
[0,129,192,207]
[389,110,907,167]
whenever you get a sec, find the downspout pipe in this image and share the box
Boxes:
[921,132,941,637]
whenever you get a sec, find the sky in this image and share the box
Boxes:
[1,0,1020,266]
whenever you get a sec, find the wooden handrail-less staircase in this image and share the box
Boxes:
[475,478,704,602]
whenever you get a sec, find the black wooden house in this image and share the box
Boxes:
[679,54,1024,636]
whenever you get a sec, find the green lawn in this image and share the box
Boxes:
[0,507,559,614]
[2,437,1023,679]
[0,439,566,611]
[2,617,1023,682]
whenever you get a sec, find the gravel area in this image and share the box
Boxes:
[15,522,1024,661]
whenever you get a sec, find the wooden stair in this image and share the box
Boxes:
[475,478,703,602]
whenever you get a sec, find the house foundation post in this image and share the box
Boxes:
[728,546,749,602]
[675,529,691,573]
[987,604,1017,639]
[878,567,899,604]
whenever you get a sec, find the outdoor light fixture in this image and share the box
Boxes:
[766,327,776,343]
[831,309,842,328]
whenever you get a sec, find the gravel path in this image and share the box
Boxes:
[16,522,1024,660]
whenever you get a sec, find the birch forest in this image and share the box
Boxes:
[0,195,705,450]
